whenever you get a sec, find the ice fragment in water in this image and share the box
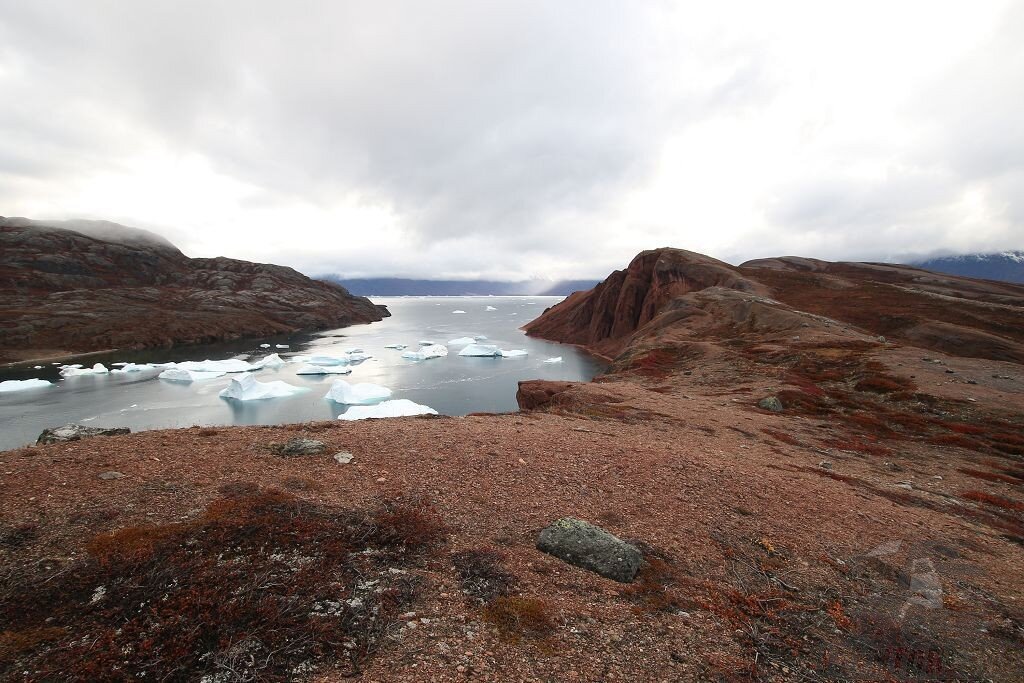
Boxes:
[323,379,392,405]
[219,373,308,400]
[338,399,437,420]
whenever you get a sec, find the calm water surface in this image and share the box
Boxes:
[0,297,603,450]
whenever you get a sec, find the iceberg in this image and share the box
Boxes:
[402,344,448,361]
[260,343,271,348]
[60,363,110,377]
[543,356,564,364]
[306,355,350,366]
[219,373,308,400]
[253,353,286,369]
[275,344,290,349]
[485,305,497,311]
[446,337,477,346]
[343,347,364,354]
[0,378,52,392]
[113,363,155,373]
[323,379,392,405]
[338,399,438,421]
[474,335,488,341]
[177,359,256,373]
[159,368,227,382]
[418,340,436,346]
[346,352,372,362]
[458,344,502,357]
[384,343,407,350]
[296,364,352,375]
[452,310,466,314]
[500,349,528,358]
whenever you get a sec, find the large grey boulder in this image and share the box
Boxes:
[270,437,326,456]
[37,423,130,445]
[757,396,784,412]
[536,517,643,583]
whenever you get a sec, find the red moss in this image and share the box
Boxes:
[961,490,1024,512]
[958,467,1021,485]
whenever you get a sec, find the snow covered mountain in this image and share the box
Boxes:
[912,251,1024,284]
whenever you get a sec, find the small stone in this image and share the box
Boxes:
[333,451,354,464]
[98,471,125,480]
[757,396,784,413]
[818,460,833,470]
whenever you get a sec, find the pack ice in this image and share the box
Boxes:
[323,380,392,405]
[338,399,438,420]
[219,373,308,400]
[0,378,52,392]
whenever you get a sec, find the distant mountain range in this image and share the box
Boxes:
[911,251,1024,284]
[320,277,600,297]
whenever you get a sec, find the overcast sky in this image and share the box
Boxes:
[1,1,1022,279]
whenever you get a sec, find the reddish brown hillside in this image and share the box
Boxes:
[0,218,387,362]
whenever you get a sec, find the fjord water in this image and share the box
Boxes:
[0,297,603,450]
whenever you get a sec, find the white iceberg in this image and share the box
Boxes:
[275,344,290,349]
[253,353,286,369]
[33,365,43,369]
[346,352,372,362]
[0,378,52,392]
[384,343,407,350]
[296,364,352,375]
[452,310,466,314]
[474,335,488,341]
[485,305,497,311]
[543,356,563,364]
[113,363,155,373]
[446,337,477,346]
[158,368,227,382]
[219,373,308,400]
[260,343,271,348]
[306,355,350,366]
[324,379,392,405]
[177,359,255,373]
[402,344,448,361]
[458,344,502,357]
[500,349,528,358]
[60,363,110,377]
[338,399,438,420]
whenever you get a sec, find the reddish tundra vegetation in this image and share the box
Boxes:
[2,247,1024,681]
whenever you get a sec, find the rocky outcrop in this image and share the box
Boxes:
[516,380,579,411]
[526,247,1024,365]
[37,424,131,444]
[522,248,764,359]
[536,517,643,583]
[0,217,388,362]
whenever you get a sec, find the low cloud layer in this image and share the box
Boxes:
[1,1,1021,278]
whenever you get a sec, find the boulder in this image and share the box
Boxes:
[757,396,784,412]
[37,424,131,445]
[271,438,327,456]
[516,380,578,411]
[536,517,643,583]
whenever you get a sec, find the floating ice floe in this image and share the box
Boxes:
[418,340,436,346]
[295,364,352,375]
[260,343,271,348]
[158,368,227,383]
[60,363,110,377]
[485,305,497,311]
[0,378,52,392]
[474,335,488,340]
[383,343,407,350]
[298,355,349,367]
[452,310,466,314]
[338,399,438,421]
[446,337,477,346]
[543,356,564,364]
[275,344,290,349]
[346,352,372,362]
[253,353,286,369]
[343,347,363,354]
[458,344,502,357]
[500,349,528,358]
[112,363,155,373]
[402,344,448,361]
[219,373,308,400]
[33,365,44,369]
[324,379,392,405]
[176,359,256,373]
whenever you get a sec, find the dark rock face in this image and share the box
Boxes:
[536,517,643,583]
[0,217,388,362]
[516,380,578,411]
[37,424,131,444]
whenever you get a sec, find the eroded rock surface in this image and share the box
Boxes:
[536,517,643,583]
[37,424,131,444]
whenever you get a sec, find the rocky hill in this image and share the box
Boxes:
[0,217,387,362]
